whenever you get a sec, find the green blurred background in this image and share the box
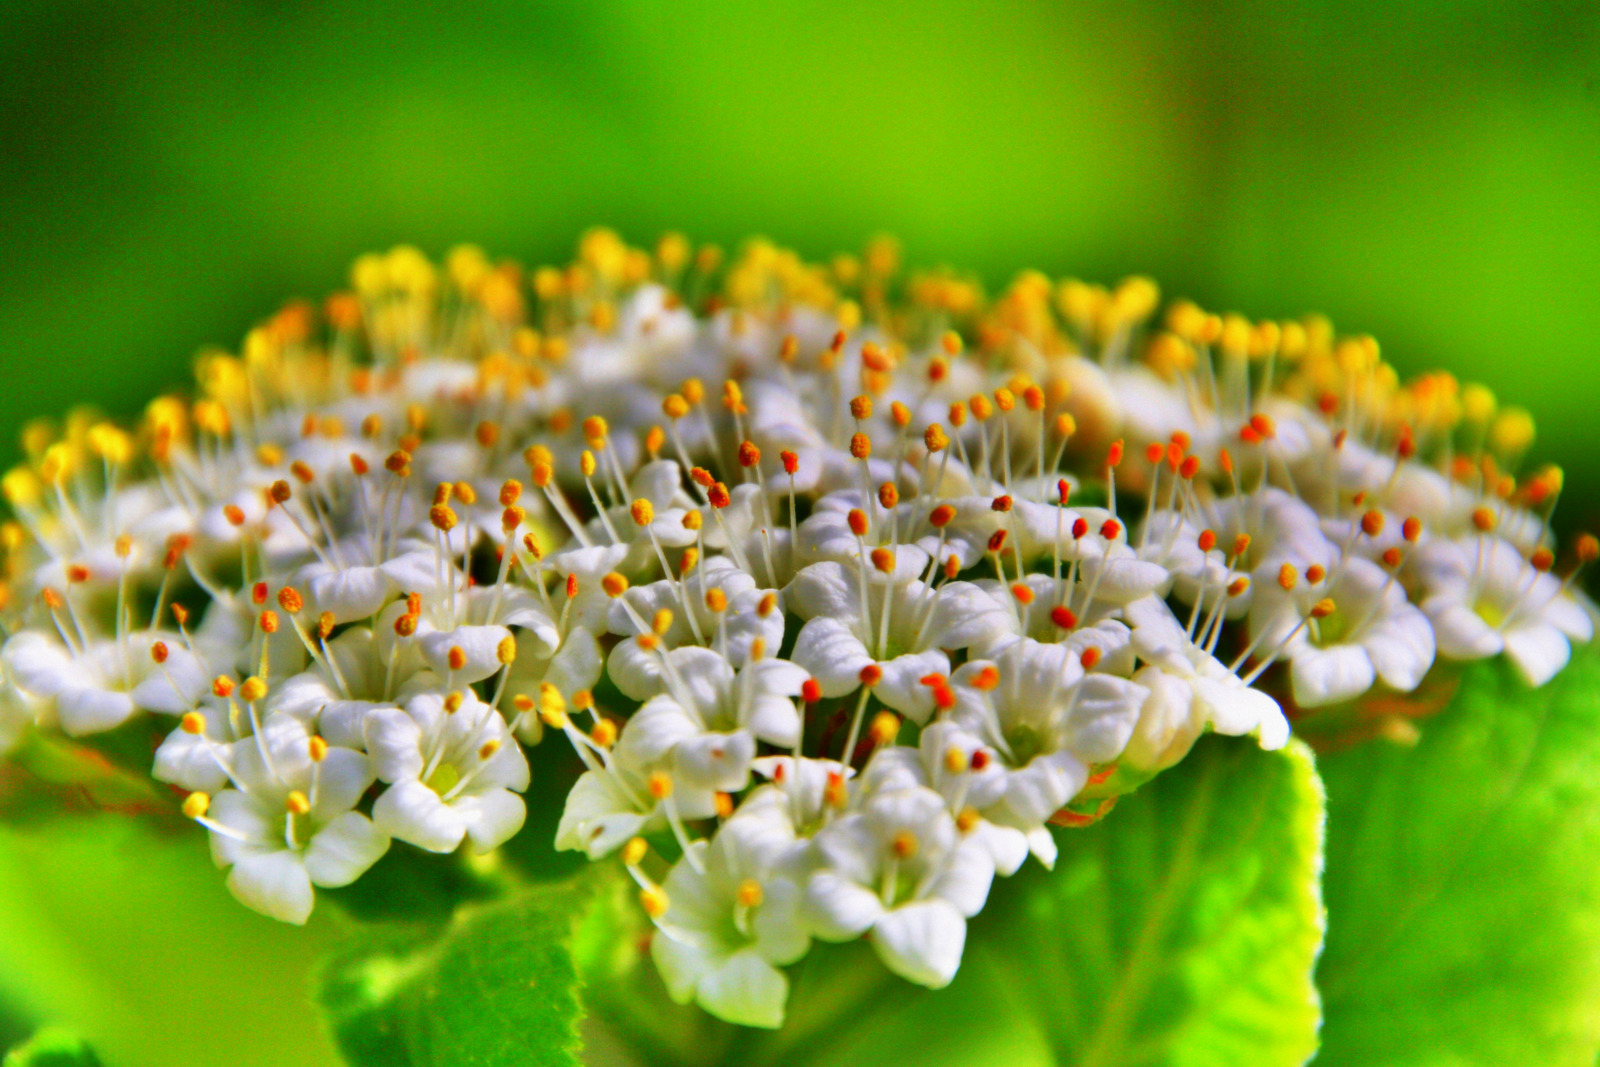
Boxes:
[0,1,1597,1063]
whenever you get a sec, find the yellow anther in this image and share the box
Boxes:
[582,415,609,447]
[713,791,735,818]
[447,646,468,672]
[749,636,767,661]
[182,792,210,820]
[993,387,1015,413]
[478,739,501,761]
[1490,408,1536,454]
[956,807,981,834]
[590,719,618,748]
[538,682,568,728]
[496,636,518,665]
[890,830,918,859]
[681,378,705,405]
[286,790,311,817]
[443,691,465,714]
[652,608,674,636]
[868,711,900,746]
[969,394,994,421]
[736,879,764,909]
[850,432,871,460]
[944,746,970,774]
[630,499,655,527]
[1227,576,1251,598]
[681,509,703,532]
[454,482,477,506]
[239,677,267,702]
[180,712,206,736]
[705,588,728,613]
[1472,507,1497,532]
[530,460,554,489]
[663,394,690,420]
[1311,598,1337,620]
[647,771,673,800]
[308,736,329,763]
[870,547,896,573]
[757,592,778,617]
[429,505,458,532]
[850,395,873,421]
[1279,564,1298,591]
[623,837,649,867]
[601,572,629,598]
[580,451,598,478]
[640,886,669,919]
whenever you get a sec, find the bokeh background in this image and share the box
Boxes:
[0,2,1597,1063]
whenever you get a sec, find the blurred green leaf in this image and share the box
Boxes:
[582,735,1325,1067]
[317,881,587,1067]
[1317,646,1600,1066]
[2,1029,101,1067]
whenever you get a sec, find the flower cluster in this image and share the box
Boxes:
[0,232,1592,1027]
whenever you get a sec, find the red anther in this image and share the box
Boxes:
[1332,429,1348,450]
[801,678,822,704]
[1179,455,1201,479]
[1249,412,1276,439]
[1051,605,1078,630]
[991,494,1013,512]
[970,750,991,771]
[929,504,956,529]
[1218,447,1235,474]
[1317,391,1339,416]
[1361,510,1385,538]
[1010,582,1035,605]
[1170,430,1191,450]
[1081,647,1103,670]
[1072,518,1089,540]
[1145,442,1165,465]
[780,450,799,475]
[1057,479,1071,504]
[1166,441,1185,470]
[968,666,1000,690]
[566,573,579,598]
[252,581,268,606]
[987,530,1008,553]
[1382,547,1404,568]
[1099,519,1122,540]
[919,672,949,688]
[1397,429,1417,460]
[707,482,731,509]
[1197,529,1217,552]
[933,684,956,711]
[1239,424,1263,445]
[1107,440,1124,468]
[407,592,422,615]
[859,664,884,687]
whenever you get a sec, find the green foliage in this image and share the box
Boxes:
[2,1029,101,1067]
[580,735,1326,1067]
[317,882,589,1067]
[1316,647,1600,1066]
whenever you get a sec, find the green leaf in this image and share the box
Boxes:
[581,735,1326,1067]
[317,881,588,1067]
[1316,645,1600,1066]
[3,1029,102,1067]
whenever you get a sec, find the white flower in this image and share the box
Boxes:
[617,647,806,792]
[788,561,1007,721]
[1124,596,1289,770]
[802,786,994,988]
[198,719,389,924]
[555,736,718,859]
[650,794,810,1028]
[858,719,1030,876]
[1248,555,1435,706]
[366,692,530,854]
[1419,535,1594,686]
[1,629,208,736]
